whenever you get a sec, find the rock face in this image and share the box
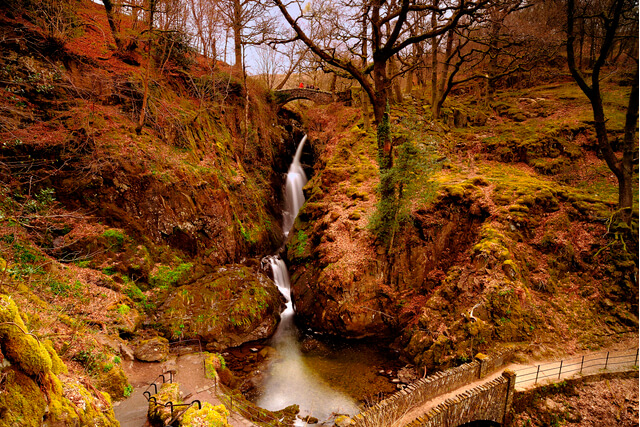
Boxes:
[284,103,638,372]
[286,173,486,340]
[156,265,285,350]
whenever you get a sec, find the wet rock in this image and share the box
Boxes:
[258,346,276,360]
[300,337,330,354]
[134,336,169,362]
[301,415,319,424]
[397,366,419,384]
[155,265,285,349]
[334,415,354,426]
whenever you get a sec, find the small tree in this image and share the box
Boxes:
[567,0,639,224]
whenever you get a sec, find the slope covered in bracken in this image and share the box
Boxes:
[0,1,296,424]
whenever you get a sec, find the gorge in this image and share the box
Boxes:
[0,1,637,426]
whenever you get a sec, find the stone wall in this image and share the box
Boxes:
[352,349,514,427]
[404,373,513,427]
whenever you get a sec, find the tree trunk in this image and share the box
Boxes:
[390,55,403,103]
[619,69,639,223]
[232,0,243,74]
[136,0,155,135]
[430,1,438,113]
[101,0,122,50]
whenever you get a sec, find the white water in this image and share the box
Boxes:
[257,135,358,425]
[258,257,358,425]
[283,135,308,238]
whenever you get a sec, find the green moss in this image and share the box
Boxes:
[0,295,52,377]
[204,352,221,380]
[149,383,182,425]
[102,228,127,250]
[97,365,129,400]
[44,340,68,375]
[150,263,193,289]
[182,402,230,427]
[0,368,47,426]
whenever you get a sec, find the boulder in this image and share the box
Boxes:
[134,337,169,362]
[155,265,285,349]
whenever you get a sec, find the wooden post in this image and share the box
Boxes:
[605,352,609,370]
[580,356,584,374]
[558,360,563,379]
[535,365,540,384]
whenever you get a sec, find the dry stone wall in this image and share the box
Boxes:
[404,373,512,427]
[352,349,514,427]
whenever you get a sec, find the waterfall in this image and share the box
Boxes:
[258,135,357,424]
[283,135,308,238]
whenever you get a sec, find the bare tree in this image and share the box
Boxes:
[255,45,281,89]
[218,0,273,75]
[567,0,639,223]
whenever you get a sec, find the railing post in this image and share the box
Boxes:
[502,370,517,426]
[558,360,563,379]
[535,365,540,385]
[604,352,609,370]
[635,349,638,367]
[580,356,584,374]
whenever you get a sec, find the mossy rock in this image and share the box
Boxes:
[134,336,169,362]
[204,352,223,380]
[0,295,52,377]
[148,382,181,425]
[0,367,47,426]
[44,339,68,375]
[156,265,283,347]
[97,365,129,400]
[182,402,230,427]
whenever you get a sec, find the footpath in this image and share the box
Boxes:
[394,347,638,427]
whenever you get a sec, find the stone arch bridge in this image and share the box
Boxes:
[273,88,351,106]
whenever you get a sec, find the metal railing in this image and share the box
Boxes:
[514,348,639,386]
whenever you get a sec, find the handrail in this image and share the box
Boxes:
[514,348,638,385]
[142,371,174,400]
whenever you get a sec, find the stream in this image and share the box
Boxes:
[254,135,357,425]
[250,135,403,425]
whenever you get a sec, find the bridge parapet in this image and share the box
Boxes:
[352,349,514,427]
[273,88,351,105]
[405,370,516,427]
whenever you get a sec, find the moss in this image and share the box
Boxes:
[182,402,230,427]
[97,365,129,400]
[204,352,222,380]
[148,382,181,425]
[44,340,68,375]
[0,295,52,377]
[0,367,47,426]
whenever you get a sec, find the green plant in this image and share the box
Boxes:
[102,229,126,250]
[102,266,117,276]
[295,230,308,256]
[117,304,130,315]
[150,263,192,289]
[124,384,133,398]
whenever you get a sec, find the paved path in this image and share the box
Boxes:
[393,347,638,427]
[114,353,257,427]
[512,348,638,391]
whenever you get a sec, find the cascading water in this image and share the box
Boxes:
[257,136,358,425]
[282,135,308,238]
